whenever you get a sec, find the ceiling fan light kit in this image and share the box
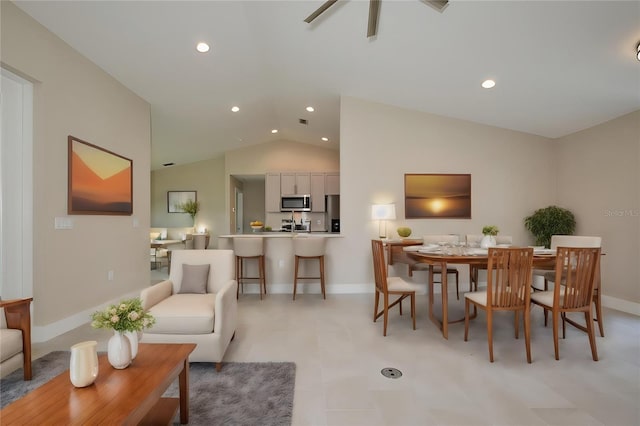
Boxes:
[304,0,448,38]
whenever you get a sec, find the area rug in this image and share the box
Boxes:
[0,351,295,426]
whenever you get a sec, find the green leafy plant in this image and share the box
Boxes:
[91,298,155,333]
[482,225,499,236]
[524,205,576,248]
[177,199,200,222]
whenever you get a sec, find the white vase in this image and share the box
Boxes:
[125,330,141,360]
[480,235,497,248]
[69,340,98,387]
[107,331,132,369]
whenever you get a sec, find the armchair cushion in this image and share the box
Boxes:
[0,329,23,363]
[179,264,210,294]
[148,293,216,334]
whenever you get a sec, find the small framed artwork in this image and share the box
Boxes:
[168,191,197,213]
[404,173,471,219]
[68,136,133,215]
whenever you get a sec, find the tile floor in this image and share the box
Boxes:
[32,273,640,426]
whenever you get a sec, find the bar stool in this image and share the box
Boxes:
[233,237,266,299]
[293,237,326,300]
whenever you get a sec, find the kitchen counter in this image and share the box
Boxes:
[219,232,342,238]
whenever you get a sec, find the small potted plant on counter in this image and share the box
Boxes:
[481,225,499,248]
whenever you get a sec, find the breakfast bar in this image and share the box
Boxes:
[218,233,341,295]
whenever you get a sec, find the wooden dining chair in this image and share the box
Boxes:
[410,234,461,299]
[466,234,513,292]
[536,236,604,337]
[530,246,601,361]
[464,247,534,363]
[371,239,422,336]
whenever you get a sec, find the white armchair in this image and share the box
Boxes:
[0,298,33,380]
[140,250,238,371]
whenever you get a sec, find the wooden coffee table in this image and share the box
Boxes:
[0,343,196,425]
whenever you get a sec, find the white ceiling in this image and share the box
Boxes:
[14,1,640,170]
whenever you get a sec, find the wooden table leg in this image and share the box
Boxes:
[179,358,189,424]
[440,260,449,339]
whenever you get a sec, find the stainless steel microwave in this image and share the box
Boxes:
[281,195,311,211]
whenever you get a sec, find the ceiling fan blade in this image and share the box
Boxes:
[422,0,449,12]
[367,0,381,37]
[304,0,339,23]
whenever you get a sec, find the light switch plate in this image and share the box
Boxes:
[54,217,73,229]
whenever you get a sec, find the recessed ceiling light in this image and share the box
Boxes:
[481,79,496,89]
[306,106,315,112]
[321,137,329,142]
[196,42,210,53]
[271,129,278,134]
[231,106,240,112]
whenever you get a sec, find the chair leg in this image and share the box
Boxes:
[216,362,222,372]
[514,310,520,339]
[552,309,560,360]
[383,294,389,336]
[293,256,299,300]
[585,310,599,361]
[594,293,604,337]
[543,278,549,327]
[524,308,532,364]
[464,299,470,341]
[487,311,494,362]
[320,256,326,299]
[374,291,380,322]
[259,255,266,300]
[235,257,241,299]
[411,293,416,330]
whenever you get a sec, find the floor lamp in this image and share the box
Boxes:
[371,204,396,239]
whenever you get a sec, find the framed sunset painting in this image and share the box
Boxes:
[68,136,133,215]
[404,173,471,219]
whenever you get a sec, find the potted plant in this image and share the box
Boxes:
[524,205,576,248]
[178,199,200,227]
[480,225,499,248]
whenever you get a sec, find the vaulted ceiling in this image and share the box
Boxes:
[14,1,640,170]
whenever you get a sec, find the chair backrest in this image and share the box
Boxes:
[550,235,601,249]
[496,235,513,245]
[486,247,534,309]
[423,234,459,245]
[466,234,513,245]
[371,240,389,294]
[168,249,235,294]
[233,237,264,257]
[553,247,601,310]
[193,234,209,250]
[293,236,326,257]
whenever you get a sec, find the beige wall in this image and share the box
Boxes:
[1,2,151,332]
[556,110,640,304]
[151,156,226,247]
[337,96,557,286]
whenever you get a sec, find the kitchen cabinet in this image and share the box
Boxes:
[265,173,281,212]
[281,172,310,195]
[310,173,326,212]
[325,172,340,195]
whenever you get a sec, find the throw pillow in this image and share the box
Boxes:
[179,264,210,294]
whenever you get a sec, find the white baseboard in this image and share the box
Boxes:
[602,295,640,316]
[33,286,639,343]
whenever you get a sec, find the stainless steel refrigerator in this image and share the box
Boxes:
[325,195,340,232]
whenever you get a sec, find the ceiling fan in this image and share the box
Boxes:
[304,0,449,38]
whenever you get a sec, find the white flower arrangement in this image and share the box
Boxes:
[91,297,155,333]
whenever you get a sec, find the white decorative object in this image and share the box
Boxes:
[125,330,141,360]
[480,235,497,248]
[107,331,132,369]
[70,340,99,387]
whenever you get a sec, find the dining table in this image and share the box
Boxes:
[406,246,557,339]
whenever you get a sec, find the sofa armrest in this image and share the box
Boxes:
[0,298,33,380]
[141,280,173,310]
[214,280,238,342]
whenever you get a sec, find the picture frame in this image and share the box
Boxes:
[168,191,197,213]
[68,136,133,215]
[404,173,471,219]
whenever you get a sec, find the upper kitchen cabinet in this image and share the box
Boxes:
[281,172,310,195]
[265,172,281,212]
[325,172,340,195]
[310,173,326,212]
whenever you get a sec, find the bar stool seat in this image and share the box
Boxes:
[233,237,266,299]
[293,237,326,300]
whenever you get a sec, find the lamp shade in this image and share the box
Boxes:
[371,204,396,220]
